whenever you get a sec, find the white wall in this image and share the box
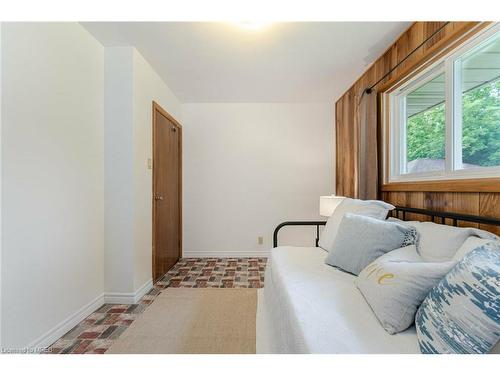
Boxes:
[1,23,104,348]
[182,103,334,257]
[104,47,182,297]
[0,22,3,348]
[104,47,135,295]
[132,50,182,291]
[0,23,334,347]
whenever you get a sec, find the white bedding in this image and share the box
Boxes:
[256,246,420,354]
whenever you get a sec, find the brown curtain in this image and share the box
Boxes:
[357,91,378,200]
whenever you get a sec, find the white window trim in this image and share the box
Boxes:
[388,22,500,183]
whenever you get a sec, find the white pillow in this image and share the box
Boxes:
[407,221,497,262]
[453,236,498,262]
[390,219,498,262]
[318,198,394,252]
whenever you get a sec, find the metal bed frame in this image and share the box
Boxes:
[273,206,500,248]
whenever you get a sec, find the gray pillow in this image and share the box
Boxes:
[325,213,419,275]
[356,246,455,334]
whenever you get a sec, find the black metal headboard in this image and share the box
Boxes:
[273,206,500,248]
[273,221,327,248]
[389,206,500,226]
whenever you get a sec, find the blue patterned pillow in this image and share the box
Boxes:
[415,241,500,354]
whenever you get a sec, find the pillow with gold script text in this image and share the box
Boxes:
[356,246,455,334]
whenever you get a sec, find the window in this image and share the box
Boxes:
[405,71,446,174]
[388,24,500,182]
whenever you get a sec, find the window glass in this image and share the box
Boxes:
[458,33,500,169]
[405,72,446,174]
[389,26,500,181]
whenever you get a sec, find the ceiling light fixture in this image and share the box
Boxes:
[231,21,272,31]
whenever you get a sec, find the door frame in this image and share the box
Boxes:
[152,101,183,282]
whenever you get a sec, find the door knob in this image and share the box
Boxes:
[154,194,164,201]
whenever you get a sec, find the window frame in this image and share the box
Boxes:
[386,22,500,184]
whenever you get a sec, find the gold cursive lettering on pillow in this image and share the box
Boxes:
[378,273,395,284]
[364,263,379,279]
[363,263,396,285]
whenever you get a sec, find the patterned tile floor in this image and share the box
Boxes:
[48,257,267,354]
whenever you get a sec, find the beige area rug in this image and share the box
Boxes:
[107,288,257,354]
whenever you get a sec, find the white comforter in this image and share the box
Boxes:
[256,246,420,354]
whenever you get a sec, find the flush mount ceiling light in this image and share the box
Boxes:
[230,21,273,31]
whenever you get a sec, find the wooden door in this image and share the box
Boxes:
[152,102,182,282]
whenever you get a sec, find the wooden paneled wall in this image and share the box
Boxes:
[381,191,500,235]
[335,21,500,235]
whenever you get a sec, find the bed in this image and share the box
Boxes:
[256,206,500,354]
[256,246,420,353]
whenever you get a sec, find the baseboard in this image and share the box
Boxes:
[133,279,154,303]
[28,293,105,349]
[104,278,153,304]
[25,279,153,350]
[182,250,270,258]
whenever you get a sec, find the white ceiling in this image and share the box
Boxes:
[82,22,411,103]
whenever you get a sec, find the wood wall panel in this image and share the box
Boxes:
[336,90,359,197]
[479,194,500,235]
[382,191,500,235]
[336,21,500,234]
[335,22,481,197]
[449,193,480,229]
